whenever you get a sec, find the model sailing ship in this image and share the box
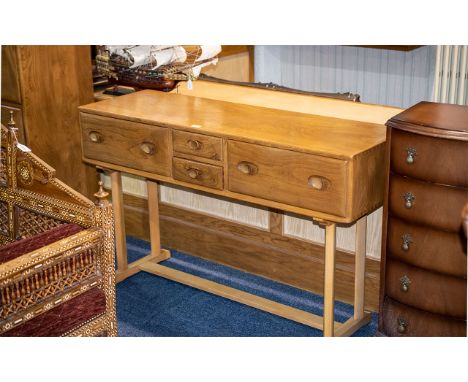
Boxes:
[95,45,221,91]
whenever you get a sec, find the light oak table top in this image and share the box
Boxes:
[80,89,388,160]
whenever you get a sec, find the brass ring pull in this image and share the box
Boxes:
[140,142,156,155]
[400,275,411,293]
[397,318,408,334]
[187,139,202,151]
[88,131,102,143]
[308,175,329,191]
[186,168,201,179]
[237,161,258,175]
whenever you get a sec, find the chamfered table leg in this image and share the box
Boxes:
[110,171,128,272]
[354,215,367,320]
[323,222,336,337]
[147,180,162,256]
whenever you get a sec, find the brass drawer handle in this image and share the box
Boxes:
[308,175,329,191]
[406,147,417,164]
[186,168,201,179]
[403,192,415,209]
[187,139,202,151]
[400,275,411,293]
[397,318,408,334]
[237,161,258,175]
[140,142,156,155]
[88,131,102,143]
[401,233,413,252]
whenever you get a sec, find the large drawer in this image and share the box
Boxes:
[385,258,466,319]
[387,216,467,278]
[80,113,171,176]
[227,140,348,217]
[391,128,468,187]
[389,174,468,232]
[380,296,466,337]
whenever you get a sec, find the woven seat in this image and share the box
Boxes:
[0,119,117,336]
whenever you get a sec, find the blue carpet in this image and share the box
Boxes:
[116,236,378,336]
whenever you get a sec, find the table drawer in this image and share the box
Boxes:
[380,296,466,337]
[389,174,468,232]
[391,128,468,187]
[173,130,223,161]
[80,113,171,176]
[173,157,223,190]
[385,258,466,319]
[227,141,348,217]
[387,216,467,278]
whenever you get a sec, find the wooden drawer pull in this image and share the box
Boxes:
[237,161,258,175]
[308,175,329,191]
[186,168,201,179]
[88,131,102,143]
[140,142,156,155]
[187,139,202,151]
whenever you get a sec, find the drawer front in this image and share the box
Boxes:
[389,174,468,232]
[380,296,466,337]
[80,113,171,176]
[227,141,348,217]
[173,130,223,161]
[391,128,468,187]
[387,216,467,278]
[172,157,223,190]
[385,259,467,319]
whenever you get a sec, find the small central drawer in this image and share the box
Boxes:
[172,157,223,190]
[227,140,348,217]
[80,113,171,176]
[173,130,223,161]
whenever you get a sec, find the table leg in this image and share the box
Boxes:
[354,216,367,320]
[147,180,162,256]
[323,222,336,337]
[110,171,128,272]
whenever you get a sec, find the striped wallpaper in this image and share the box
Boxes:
[254,45,437,108]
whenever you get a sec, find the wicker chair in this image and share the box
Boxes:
[0,117,117,336]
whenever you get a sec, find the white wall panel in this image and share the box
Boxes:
[255,45,437,108]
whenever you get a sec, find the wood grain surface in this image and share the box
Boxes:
[6,46,97,197]
[80,90,386,160]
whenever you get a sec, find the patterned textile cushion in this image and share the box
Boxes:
[0,223,83,265]
[1,287,107,337]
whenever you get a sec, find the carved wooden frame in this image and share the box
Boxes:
[0,122,117,336]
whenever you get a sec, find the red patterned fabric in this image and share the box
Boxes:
[0,223,83,264]
[2,287,107,337]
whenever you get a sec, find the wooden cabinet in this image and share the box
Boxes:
[1,46,96,197]
[379,102,468,337]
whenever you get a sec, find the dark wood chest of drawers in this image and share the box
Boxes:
[379,102,468,336]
